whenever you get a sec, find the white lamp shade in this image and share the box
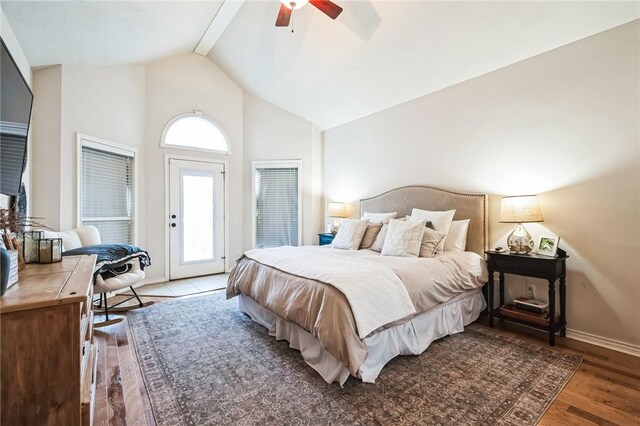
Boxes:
[327,202,347,218]
[499,195,544,223]
[280,0,309,10]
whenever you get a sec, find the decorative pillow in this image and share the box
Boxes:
[370,217,407,252]
[409,208,456,234]
[359,223,383,249]
[332,219,369,250]
[381,219,425,257]
[444,219,470,252]
[419,227,447,257]
[56,230,83,251]
[370,224,388,252]
[361,212,397,224]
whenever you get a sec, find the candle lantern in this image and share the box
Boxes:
[38,238,63,263]
[18,231,44,264]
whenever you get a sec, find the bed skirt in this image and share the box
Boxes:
[238,288,486,386]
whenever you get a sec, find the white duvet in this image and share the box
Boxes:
[243,246,488,338]
[244,246,417,338]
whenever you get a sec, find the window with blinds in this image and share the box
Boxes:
[253,162,300,249]
[80,141,135,244]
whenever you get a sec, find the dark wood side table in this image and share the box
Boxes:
[485,249,568,346]
[318,233,335,246]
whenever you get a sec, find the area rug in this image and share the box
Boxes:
[128,293,581,426]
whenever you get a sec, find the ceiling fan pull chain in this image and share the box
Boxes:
[291,10,295,33]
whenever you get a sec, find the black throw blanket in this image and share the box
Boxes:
[63,244,152,281]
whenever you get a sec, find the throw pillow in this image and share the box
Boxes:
[419,227,447,257]
[361,211,397,224]
[359,223,383,249]
[381,219,425,257]
[444,219,470,252]
[332,219,369,250]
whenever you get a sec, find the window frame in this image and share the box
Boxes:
[160,111,231,155]
[251,160,302,249]
[76,133,138,245]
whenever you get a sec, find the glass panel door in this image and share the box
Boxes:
[169,159,225,279]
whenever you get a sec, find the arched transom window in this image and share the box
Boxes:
[161,111,230,154]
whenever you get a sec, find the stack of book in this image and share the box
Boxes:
[500,297,556,326]
[514,297,548,314]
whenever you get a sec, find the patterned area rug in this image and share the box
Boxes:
[128,293,581,426]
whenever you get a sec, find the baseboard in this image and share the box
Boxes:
[566,328,640,357]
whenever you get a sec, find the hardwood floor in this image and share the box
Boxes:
[94,291,640,426]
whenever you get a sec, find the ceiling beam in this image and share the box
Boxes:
[194,0,245,56]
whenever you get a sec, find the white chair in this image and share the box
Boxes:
[52,225,150,327]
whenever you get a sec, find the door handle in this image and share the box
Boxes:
[171,223,177,228]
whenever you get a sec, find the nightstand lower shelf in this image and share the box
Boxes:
[489,308,566,334]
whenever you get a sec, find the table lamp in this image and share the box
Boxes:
[499,195,543,254]
[327,202,347,235]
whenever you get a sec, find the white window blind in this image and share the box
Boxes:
[81,144,134,244]
[254,164,300,248]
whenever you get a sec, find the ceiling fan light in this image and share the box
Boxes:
[280,0,308,10]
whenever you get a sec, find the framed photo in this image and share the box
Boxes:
[536,234,560,257]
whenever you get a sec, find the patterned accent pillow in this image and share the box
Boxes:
[370,217,407,252]
[332,219,370,250]
[359,223,383,249]
[381,219,425,257]
[419,227,447,257]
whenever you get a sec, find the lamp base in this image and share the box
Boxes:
[507,224,534,254]
[330,219,341,235]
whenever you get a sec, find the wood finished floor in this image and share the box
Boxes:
[94,291,640,426]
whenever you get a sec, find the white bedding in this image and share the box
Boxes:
[239,288,486,385]
[244,246,417,338]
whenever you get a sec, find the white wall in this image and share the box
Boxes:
[31,66,62,228]
[323,21,640,350]
[243,93,322,249]
[145,53,244,280]
[29,52,322,283]
[31,65,146,238]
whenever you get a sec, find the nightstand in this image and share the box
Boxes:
[485,249,569,346]
[318,233,335,246]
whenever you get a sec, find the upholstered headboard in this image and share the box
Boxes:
[360,185,488,256]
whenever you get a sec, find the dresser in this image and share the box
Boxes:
[1,255,98,426]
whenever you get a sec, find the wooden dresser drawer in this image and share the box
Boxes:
[1,255,97,426]
[81,343,98,426]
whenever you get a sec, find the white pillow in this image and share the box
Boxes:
[419,227,447,257]
[409,208,456,235]
[381,219,425,257]
[332,219,369,250]
[444,219,470,252]
[361,212,397,224]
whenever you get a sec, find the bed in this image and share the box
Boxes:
[227,185,488,385]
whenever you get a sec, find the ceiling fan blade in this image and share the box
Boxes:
[309,0,343,19]
[275,4,292,27]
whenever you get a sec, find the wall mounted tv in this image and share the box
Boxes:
[0,37,33,197]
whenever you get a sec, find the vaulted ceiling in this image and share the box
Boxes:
[210,1,639,130]
[1,1,223,66]
[2,1,638,130]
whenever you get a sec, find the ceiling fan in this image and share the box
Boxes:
[275,0,343,28]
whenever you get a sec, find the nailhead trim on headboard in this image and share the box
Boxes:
[359,185,488,255]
